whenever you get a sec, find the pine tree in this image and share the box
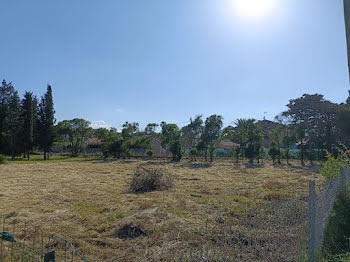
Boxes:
[21,91,35,160]
[37,85,55,160]
[7,91,22,160]
[0,79,15,153]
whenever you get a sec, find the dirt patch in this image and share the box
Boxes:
[117,224,147,239]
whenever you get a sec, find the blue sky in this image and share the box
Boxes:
[1,0,349,130]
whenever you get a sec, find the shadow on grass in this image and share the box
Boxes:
[244,163,264,169]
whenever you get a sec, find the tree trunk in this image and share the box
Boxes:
[300,149,304,166]
[27,152,30,161]
[44,150,47,160]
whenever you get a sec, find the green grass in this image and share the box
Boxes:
[3,154,101,164]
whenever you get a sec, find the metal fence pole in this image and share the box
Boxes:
[308,180,316,262]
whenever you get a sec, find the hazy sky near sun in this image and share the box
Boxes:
[1,0,349,129]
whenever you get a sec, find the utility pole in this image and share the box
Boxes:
[344,0,350,77]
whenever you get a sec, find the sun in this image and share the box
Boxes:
[232,0,277,21]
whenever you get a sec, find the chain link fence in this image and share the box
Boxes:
[0,217,89,262]
[308,166,350,261]
[179,166,350,262]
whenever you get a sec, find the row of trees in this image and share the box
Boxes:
[0,80,55,160]
[1,78,349,164]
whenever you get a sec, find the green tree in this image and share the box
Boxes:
[56,119,92,157]
[201,115,223,162]
[270,126,284,164]
[189,147,198,162]
[122,122,139,141]
[145,123,159,136]
[268,141,279,164]
[282,94,338,165]
[231,146,241,163]
[37,85,55,160]
[337,91,350,149]
[0,79,15,154]
[7,91,22,160]
[244,119,263,163]
[234,119,249,157]
[161,123,182,161]
[21,92,35,160]
[182,115,204,151]
[282,131,296,164]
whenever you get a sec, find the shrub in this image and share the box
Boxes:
[189,148,198,161]
[146,150,153,158]
[321,152,348,179]
[130,165,173,193]
[0,155,6,164]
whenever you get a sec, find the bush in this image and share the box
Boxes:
[321,152,348,179]
[146,150,153,158]
[130,165,173,193]
[323,187,350,259]
[0,155,6,164]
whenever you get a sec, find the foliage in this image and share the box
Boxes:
[231,146,241,163]
[282,94,339,165]
[235,119,263,163]
[146,150,153,158]
[107,135,130,158]
[282,131,296,164]
[189,147,198,161]
[161,123,182,161]
[144,123,158,136]
[0,154,6,164]
[56,119,92,157]
[323,186,350,259]
[201,115,223,162]
[270,125,284,164]
[182,115,203,150]
[37,85,55,160]
[131,137,152,150]
[258,147,266,162]
[130,165,173,193]
[0,79,15,155]
[7,91,22,160]
[121,122,139,141]
[268,141,280,164]
[320,152,348,179]
[20,91,35,160]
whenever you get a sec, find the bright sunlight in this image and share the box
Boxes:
[232,0,277,21]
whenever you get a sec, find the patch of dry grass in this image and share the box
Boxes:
[0,159,324,261]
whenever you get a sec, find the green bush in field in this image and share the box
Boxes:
[146,150,153,158]
[320,152,348,179]
[323,187,350,260]
[0,155,6,164]
[189,148,198,161]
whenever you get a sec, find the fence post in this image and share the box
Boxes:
[308,180,316,262]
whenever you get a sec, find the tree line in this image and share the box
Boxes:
[1,79,349,164]
[0,80,54,160]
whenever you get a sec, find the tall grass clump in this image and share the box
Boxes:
[130,165,173,193]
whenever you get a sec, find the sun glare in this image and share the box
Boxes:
[232,0,277,21]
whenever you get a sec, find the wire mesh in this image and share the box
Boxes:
[0,218,89,262]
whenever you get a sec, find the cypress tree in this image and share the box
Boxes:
[0,79,15,153]
[21,91,35,160]
[7,91,22,160]
[37,85,55,160]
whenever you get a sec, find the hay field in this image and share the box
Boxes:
[0,159,324,261]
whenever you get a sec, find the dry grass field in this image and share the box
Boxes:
[0,158,325,261]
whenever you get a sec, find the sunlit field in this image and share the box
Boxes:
[0,158,324,261]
